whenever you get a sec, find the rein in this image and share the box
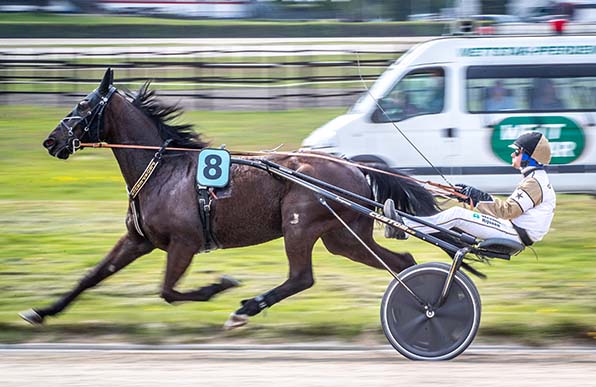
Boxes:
[79,141,466,199]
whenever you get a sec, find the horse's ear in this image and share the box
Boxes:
[98,68,113,94]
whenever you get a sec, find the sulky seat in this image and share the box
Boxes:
[476,238,525,257]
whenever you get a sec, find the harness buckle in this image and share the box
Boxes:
[154,139,173,161]
[199,197,211,212]
[254,295,269,311]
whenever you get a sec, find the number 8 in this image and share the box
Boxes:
[204,154,222,179]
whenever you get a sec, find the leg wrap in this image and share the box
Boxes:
[237,291,276,316]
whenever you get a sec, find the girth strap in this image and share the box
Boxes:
[196,185,219,252]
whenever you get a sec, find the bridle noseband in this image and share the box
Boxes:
[59,85,117,154]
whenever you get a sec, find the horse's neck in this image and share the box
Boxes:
[105,98,167,191]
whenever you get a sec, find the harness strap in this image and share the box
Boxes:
[127,139,172,238]
[83,86,117,138]
[129,197,145,237]
[129,139,172,200]
[512,223,534,246]
[64,86,118,153]
[196,185,219,252]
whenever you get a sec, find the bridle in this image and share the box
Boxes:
[59,85,117,154]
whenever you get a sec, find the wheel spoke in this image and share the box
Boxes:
[437,301,471,319]
[407,273,444,305]
[429,316,453,349]
[390,287,426,313]
[396,312,428,338]
[436,290,474,318]
[437,308,474,326]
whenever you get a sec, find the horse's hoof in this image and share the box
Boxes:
[223,313,248,330]
[220,275,241,290]
[19,309,44,325]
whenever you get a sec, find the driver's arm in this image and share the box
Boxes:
[476,178,543,220]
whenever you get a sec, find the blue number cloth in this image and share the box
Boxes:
[197,148,231,188]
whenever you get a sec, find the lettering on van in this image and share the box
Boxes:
[459,46,596,57]
[491,116,585,164]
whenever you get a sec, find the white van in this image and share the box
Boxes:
[301,35,596,194]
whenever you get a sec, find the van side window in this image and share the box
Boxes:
[466,65,596,113]
[374,68,444,122]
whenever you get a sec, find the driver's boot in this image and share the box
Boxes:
[383,199,409,240]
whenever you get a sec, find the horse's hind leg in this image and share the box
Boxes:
[20,232,154,325]
[224,226,318,330]
[159,242,239,304]
[321,218,416,273]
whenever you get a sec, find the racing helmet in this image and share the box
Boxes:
[509,131,552,165]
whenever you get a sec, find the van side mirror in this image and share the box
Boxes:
[372,97,403,123]
[372,101,408,123]
[372,106,391,123]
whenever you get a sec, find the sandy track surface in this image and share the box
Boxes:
[2,345,596,387]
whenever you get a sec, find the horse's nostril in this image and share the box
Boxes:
[43,138,56,149]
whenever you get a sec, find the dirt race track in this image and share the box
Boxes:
[2,344,596,387]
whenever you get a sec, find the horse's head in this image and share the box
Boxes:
[43,68,117,159]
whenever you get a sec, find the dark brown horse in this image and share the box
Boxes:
[21,69,438,329]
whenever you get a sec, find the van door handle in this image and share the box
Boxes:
[442,128,457,138]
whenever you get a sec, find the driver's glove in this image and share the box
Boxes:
[455,184,493,206]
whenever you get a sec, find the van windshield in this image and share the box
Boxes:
[349,65,402,114]
[372,67,445,122]
[466,64,596,113]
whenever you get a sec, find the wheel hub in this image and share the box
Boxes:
[424,305,435,318]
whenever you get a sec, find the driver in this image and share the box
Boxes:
[384,131,556,246]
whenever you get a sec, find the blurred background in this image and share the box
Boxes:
[1,0,596,112]
[0,0,595,348]
[0,0,592,22]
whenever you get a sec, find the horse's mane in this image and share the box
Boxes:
[128,82,209,149]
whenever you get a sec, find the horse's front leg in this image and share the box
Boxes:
[159,242,240,304]
[19,233,154,325]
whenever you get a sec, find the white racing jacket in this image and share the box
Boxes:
[476,168,556,243]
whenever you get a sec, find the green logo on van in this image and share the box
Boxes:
[491,116,585,165]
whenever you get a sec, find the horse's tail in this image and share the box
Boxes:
[363,164,440,216]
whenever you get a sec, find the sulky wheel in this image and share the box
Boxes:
[381,262,481,361]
